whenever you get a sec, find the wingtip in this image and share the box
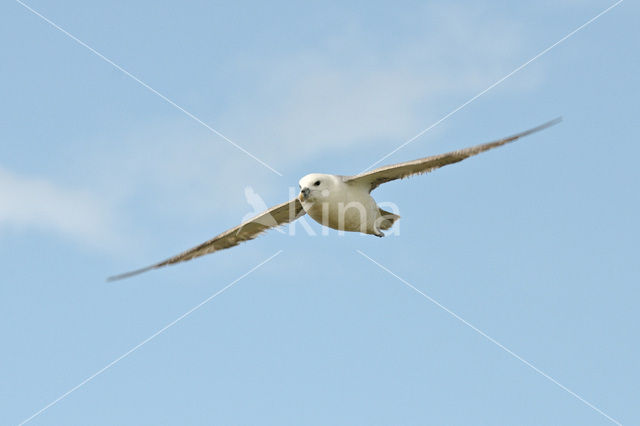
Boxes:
[547,116,563,127]
[106,265,156,282]
[537,116,563,131]
[509,117,563,142]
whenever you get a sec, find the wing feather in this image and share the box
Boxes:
[346,118,561,192]
[108,198,305,281]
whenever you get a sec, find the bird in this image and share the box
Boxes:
[108,118,560,281]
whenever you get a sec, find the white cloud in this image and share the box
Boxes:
[218,4,538,165]
[0,167,121,250]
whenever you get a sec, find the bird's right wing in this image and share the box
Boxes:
[108,198,305,281]
[345,118,561,192]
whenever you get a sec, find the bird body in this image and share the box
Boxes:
[298,173,398,236]
[108,118,560,281]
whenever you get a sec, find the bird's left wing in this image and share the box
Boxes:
[345,118,561,192]
[108,198,305,281]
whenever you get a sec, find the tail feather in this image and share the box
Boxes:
[377,208,400,230]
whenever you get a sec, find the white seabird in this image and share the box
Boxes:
[108,118,560,281]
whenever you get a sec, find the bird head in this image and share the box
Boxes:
[298,173,336,203]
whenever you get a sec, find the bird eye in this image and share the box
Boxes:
[314,180,321,186]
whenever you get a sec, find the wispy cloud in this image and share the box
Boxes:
[219,4,537,165]
[0,167,121,250]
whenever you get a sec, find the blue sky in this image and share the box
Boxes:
[1,0,638,424]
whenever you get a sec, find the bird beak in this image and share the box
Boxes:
[300,187,310,200]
